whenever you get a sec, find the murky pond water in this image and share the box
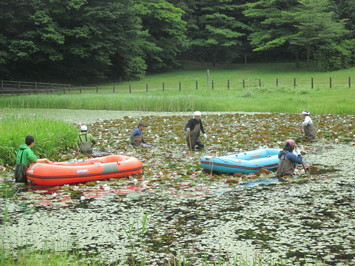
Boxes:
[1,110,354,265]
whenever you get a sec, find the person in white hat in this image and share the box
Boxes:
[299,110,316,142]
[77,125,97,154]
[184,111,207,151]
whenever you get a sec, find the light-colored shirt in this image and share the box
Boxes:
[302,116,313,126]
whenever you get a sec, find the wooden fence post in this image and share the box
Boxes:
[276,78,278,87]
[259,79,261,87]
[294,78,296,87]
[146,83,148,92]
[227,80,230,90]
[179,81,181,91]
[329,77,332,88]
[162,82,165,91]
[349,77,351,88]
[212,80,214,90]
[243,80,245,88]
[195,80,198,90]
[15,82,20,95]
[129,84,132,94]
[311,77,314,88]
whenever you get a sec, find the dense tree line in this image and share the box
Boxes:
[0,0,353,82]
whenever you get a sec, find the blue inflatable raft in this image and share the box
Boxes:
[201,148,281,174]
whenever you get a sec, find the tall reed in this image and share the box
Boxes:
[0,114,78,166]
[0,86,353,114]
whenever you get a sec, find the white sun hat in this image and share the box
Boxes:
[193,111,202,116]
[80,125,88,131]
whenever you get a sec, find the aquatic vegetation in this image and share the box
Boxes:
[0,114,78,166]
[0,113,354,265]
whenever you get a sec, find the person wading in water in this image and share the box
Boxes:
[77,125,96,155]
[184,111,207,151]
[300,110,316,142]
[276,139,303,181]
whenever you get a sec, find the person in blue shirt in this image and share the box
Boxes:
[131,123,147,146]
[276,139,303,180]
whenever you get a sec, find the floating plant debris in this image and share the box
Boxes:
[0,113,354,265]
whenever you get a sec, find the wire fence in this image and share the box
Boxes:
[0,80,71,95]
[0,77,353,95]
[73,76,353,94]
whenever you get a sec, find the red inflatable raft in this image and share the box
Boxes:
[26,155,143,186]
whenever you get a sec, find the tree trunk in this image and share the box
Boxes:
[212,53,216,67]
[295,49,300,68]
[306,46,311,68]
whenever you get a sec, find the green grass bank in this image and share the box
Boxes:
[0,114,78,166]
[0,86,354,114]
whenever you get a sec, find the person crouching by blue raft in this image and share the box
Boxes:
[276,139,303,181]
[131,123,147,146]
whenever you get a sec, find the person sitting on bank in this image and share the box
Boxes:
[15,135,52,183]
[276,139,303,181]
[185,111,207,151]
[131,123,147,146]
[300,110,316,142]
[77,125,96,154]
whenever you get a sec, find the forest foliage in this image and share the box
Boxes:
[0,0,354,82]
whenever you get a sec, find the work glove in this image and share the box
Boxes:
[186,127,190,131]
[203,133,207,139]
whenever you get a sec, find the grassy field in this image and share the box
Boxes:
[0,63,354,114]
[96,62,355,91]
[0,85,354,114]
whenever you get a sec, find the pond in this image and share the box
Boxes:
[1,110,354,265]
